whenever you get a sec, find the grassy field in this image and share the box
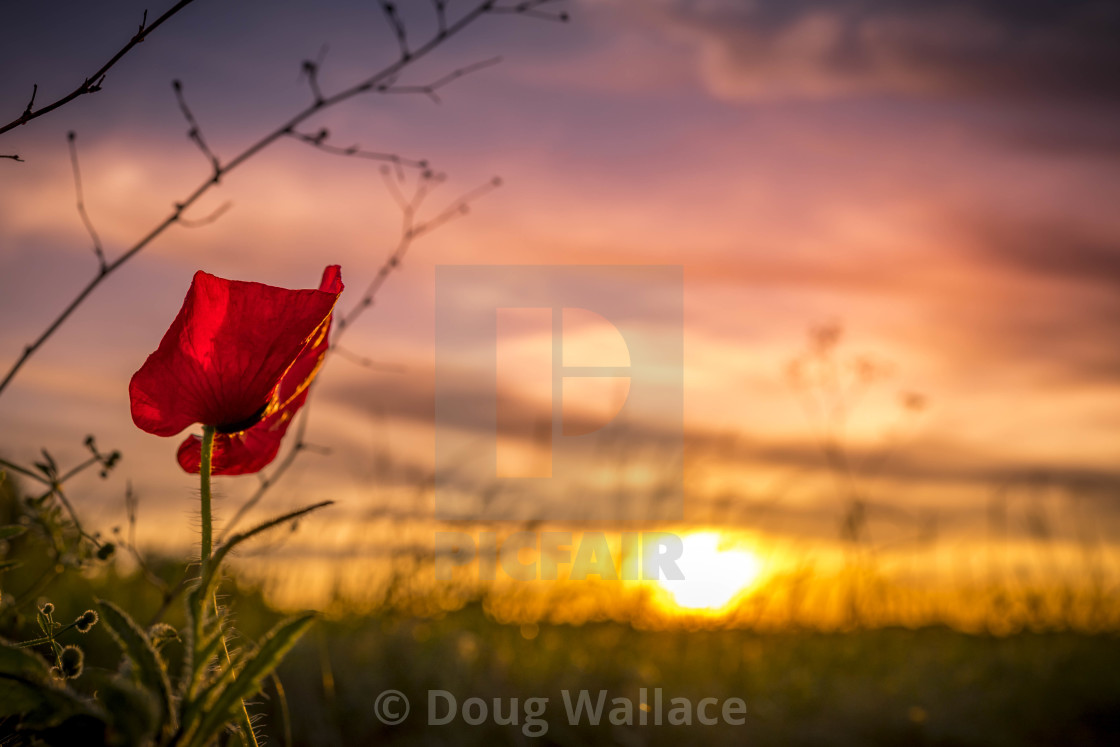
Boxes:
[4,478,1120,745]
[260,607,1120,746]
[4,556,1120,746]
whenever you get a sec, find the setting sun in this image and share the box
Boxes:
[657,533,764,613]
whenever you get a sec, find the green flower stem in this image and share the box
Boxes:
[196,424,258,747]
[199,425,215,579]
[14,619,78,648]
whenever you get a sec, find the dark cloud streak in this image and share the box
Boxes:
[640,0,1120,102]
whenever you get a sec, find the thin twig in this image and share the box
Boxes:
[46,483,101,549]
[302,64,324,106]
[335,173,501,337]
[56,453,101,484]
[384,56,503,104]
[431,0,448,37]
[285,129,427,169]
[220,172,501,540]
[219,402,315,543]
[299,45,331,107]
[67,132,106,270]
[118,482,171,594]
[380,165,413,212]
[0,0,561,399]
[333,345,407,373]
[178,201,233,228]
[172,80,221,177]
[2,438,118,560]
[379,2,411,60]
[0,0,201,136]
[1,154,23,162]
[0,457,48,484]
[23,85,38,118]
[490,1,570,22]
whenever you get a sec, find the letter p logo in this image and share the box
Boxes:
[435,266,683,520]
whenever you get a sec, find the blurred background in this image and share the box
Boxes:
[2,1,1119,744]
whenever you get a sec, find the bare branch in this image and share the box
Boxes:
[0,0,556,398]
[219,403,316,542]
[411,176,502,240]
[67,132,106,270]
[22,84,38,118]
[116,482,171,594]
[286,128,427,169]
[178,201,233,229]
[220,170,502,539]
[380,164,413,212]
[0,0,202,137]
[299,45,330,105]
[172,79,221,177]
[62,435,121,482]
[0,154,24,162]
[490,0,570,22]
[0,457,46,485]
[333,345,408,373]
[384,57,503,104]
[303,62,325,104]
[431,0,448,37]
[336,171,500,338]
[379,2,411,61]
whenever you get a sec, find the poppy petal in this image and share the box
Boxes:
[130,266,342,437]
[175,276,334,475]
[176,389,309,475]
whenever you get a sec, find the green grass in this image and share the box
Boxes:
[262,605,1120,746]
[5,560,1120,745]
[4,472,1119,746]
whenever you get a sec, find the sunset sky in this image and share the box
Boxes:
[1,0,1118,608]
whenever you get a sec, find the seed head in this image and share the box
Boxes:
[75,609,99,633]
[59,646,84,679]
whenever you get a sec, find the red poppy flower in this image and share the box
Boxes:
[130,265,343,475]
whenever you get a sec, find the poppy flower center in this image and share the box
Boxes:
[214,402,270,435]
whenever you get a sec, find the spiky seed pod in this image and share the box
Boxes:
[75,609,99,633]
[59,646,84,679]
[148,622,180,649]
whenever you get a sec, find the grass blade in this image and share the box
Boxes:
[189,613,315,747]
[97,599,176,733]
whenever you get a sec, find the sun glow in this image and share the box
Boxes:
[656,533,764,613]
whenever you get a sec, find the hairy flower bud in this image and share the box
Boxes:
[59,645,84,679]
[148,622,180,649]
[75,609,99,633]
